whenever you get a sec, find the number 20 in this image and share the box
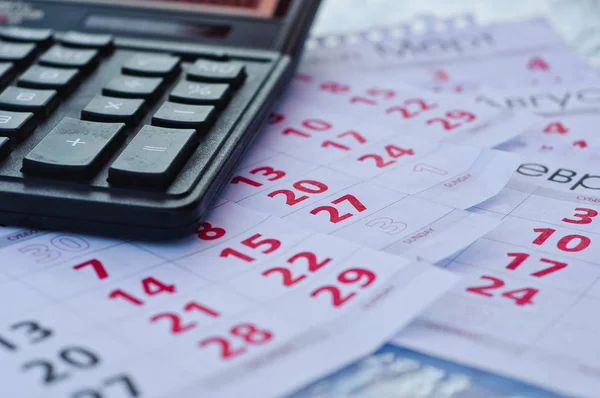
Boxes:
[268,180,328,206]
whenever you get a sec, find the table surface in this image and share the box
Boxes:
[311,0,600,64]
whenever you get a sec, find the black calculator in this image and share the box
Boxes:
[0,0,321,239]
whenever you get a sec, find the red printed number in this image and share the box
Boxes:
[321,130,367,151]
[262,251,332,287]
[311,268,376,307]
[198,323,273,359]
[73,259,108,280]
[466,276,538,306]
[426,110,476,131]
[220,233,281,263]
[350,88,396,106]
[358,145,415,168]
[150,301,220,335]
[506,252,567,277]
[268,180,328,206]
[109,277,176,306]
[310,194,367,223]
[386,98,438,119]
[282,118,332,139]
[269,113,284,125]
[532,228,591,252]
[231,166,287,188]
[197,222,226,241]
[543,122,568,135]
[319,81,350,94]
[562,208,598,225]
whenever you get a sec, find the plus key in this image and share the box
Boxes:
[23,117,125,179]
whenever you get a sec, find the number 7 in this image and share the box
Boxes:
[73,259,108,280]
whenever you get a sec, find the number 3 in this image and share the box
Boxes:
[562,207,598,225]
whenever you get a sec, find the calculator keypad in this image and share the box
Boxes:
[103,75,163,99]
[0,42,36,63]
[0,26,275,195]
[169,81,231,107]
[108,125,197,187]
[23,117,125,178]
[0,26,53,44]
[152,102,215,131]
[58,31,113,50]
[0,63,12,84]
[39,45,99,70]
[0,87,57,115]
[123,53,180,77]
[82,95,145,125]
[188,59,246,86]
[0,136,8,158]
[0,110,34,140]
[17,65,79,91]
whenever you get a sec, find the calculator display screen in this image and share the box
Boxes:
[72,0,286,18]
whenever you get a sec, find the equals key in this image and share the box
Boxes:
[109,125,198,188]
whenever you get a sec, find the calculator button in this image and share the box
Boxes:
[0,42,36,63]
[188,59,246,87]
[0,87,57,115]
[0,62,13,85]
[18,65,79,91]
[58,31,113,50]
[0,110,34,140]
[23,117,125,178]
[109,125,197,188]
[0,137,9,158]
[122,53,180,77]
[169,81,230,107]
[82,95,145,125]
[152,102,215,131]
[0,27,53,44]
[103,75,163,100]
[39,45,99,70]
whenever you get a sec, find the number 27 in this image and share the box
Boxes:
[310,194,366,223]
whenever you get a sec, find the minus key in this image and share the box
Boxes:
[151,101,215,132]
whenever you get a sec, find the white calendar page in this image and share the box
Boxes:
[304,13,477,68]
[476,80,600,115]
[479,79,600,155]
[496,113,600,156]
[497,134,600,162]
[302,19,592,93]
[0,202,458,398]
[393,152,600,397]
[282,71,540,149]
[218,100,521,263]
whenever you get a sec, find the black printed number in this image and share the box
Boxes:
[22,346,100,385]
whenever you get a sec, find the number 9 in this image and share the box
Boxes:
[446,110,476,122]
[338,268,376,288]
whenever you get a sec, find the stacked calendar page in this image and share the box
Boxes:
[4,12,600,398]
